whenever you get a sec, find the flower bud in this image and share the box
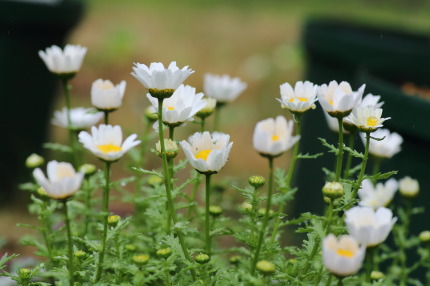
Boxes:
[74,250,88,259]
[248,175,265,188]
[132,254,149,264]
[322,182,344,200]
[195,253,210,264]
[37,187,48,197]
[108,215,121,227]
[125,244,137,252]
[144,106,158,122]
[229,255,241,265]
[419,231,430,243]
[18,268,31,278]
[148,88,175,100]
[258,208,274,218]
[156,139,178,159]
[156,248,172,259]
[79,163,97,176]
[371,271,385,280]
[240,202,252,212]
[148,175,163,186]
[256,260,276,275]
[25,153,44,168]
[196,97,216,119]
[209,205,222,217]
[399,176,419,198]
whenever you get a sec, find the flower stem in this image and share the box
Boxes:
[61,78,79,167]
[157,98,196,280]
[214,104,223,131]
[104,111,109,125]
[365,246,376,282]
[352,131,370,199]
[343,131,356,179]
[63,200,75,286]
[94,161,112,283]
[205,174,212,255]
[251,157,274,275]
[334,117,344,182]
[337,276,344,286]
[371,156,382,184]
[201,117,206,132]
[399,198,412,285]
[83,178,92,237]
[186,171,201,219]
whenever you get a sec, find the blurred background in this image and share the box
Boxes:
[1,0,430,256]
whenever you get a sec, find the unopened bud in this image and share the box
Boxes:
[156,139,178,159]
[132,254,149,264]
[108,215,121,227]
[125,244,137,252]
[144,106,158,122]
[229,255,241,265]
[419,231,430,243]
[399,176,419,198]
[18,268,31,278]
[258,208,274,218]
[74,250,87,259]
[371,271,385,280]
[196,97,216,119]
[209,205,222,217]
[26,153,44,168]
[195,253,210,264]
[148,175,163,186]
[79,163,97,176]
[256,260,275,275]
[37,187,48,197]
[240,202,252,212]
[322,182,344,200]
[156,248,172,259]
[248,176,265,188]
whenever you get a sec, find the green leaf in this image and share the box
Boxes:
[297,152,324,159]
[343,145,364,158]
[318,138,338,154]
[131,167,163,178]
[43,142,72,153]
[364,170,397,181]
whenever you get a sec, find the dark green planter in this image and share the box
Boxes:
[0,0,85,202]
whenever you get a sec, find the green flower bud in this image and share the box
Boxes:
[156,247,172,259]
[74,250,87,259]
[79,163,97,176]
[240,202,252,212]
[322,182,344,200]
[209,205,222,217]
[144,106,158,122]
[248,175,265,188]
[25,153,44,168]
[37,187,48,197]
[288,258,297,264]
[108,215,121,227]
[132,254,149,264]
[196,97,216,119]
[195,253,210,264]
[156,139,178,159]
[256,260,276,275]
[258,208,274,218]
[399,176,419,198]
[125,244,137,252]
[148,175,163,186]
[419,231,430,243]
[229,255,241,265]
[370,271,385,280]
[18,268,31,279]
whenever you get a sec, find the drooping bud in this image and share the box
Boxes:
[144,106,158,122]
[108,215,121,227]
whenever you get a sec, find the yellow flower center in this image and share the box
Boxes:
[289,97,308,102]
[366,116,378,127]
[167,107,175,110]
[337,249,353,258]
[100,82,114,90]
[195,149,212,161]
[97,144,122,154]
[329,100,334,106]
[272,135,280,141]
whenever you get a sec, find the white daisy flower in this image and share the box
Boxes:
[180,132,233,175]
[253,116,300,158]
[131,61,194,98]
[399,176,419,198]
[322,234,365,277]
[360,128,403,158]
[52,107,103,130]
[91,79,126,111]
[196,97,217,119]
[33,161,84,200]
[318,81,365,117]
[358,178,398,209]
[345,206,397,247]
[359,93,384,108]
[204,74,247,103]
[277,81,318,114]
[344,106,390,132]
[78,124,141,162]
[147,84,207,127]
[39,44,87,75]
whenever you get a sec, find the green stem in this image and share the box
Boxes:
[334,117,344,182]
[186,171,201,219]
[324,273,332,286]
[365,246,375,282]
[104,111,109,125]
[337,276,344,286]
[400,199,412,285]
[63,200,75,286]
[205,174,212,255]
[324,200,334,234]
[40,199,53,266]
[157,98,196,280]
[61,78,79,167]
[371,156,382,184]
[251,157,274,275]
[201,117,206,132]
[343,131,356,179]
[94,161,112,283]
[164,260,172,286]
[352,132,370,199]
[214,104,223,131]
[84,178,92,237]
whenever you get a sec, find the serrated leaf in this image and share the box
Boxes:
[343,146,364,158]
[131,167,163,178]
[297,152,324,159]
[43,142,73,153]
[318,138,338,154]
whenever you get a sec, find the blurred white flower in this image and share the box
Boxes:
[360,128,403,158]
[277,81,318,114]
[322,234,365,277]
[52,107,103,130]
[204,74,247,103]
[91,79,126,111]
[253,116,299,158]
[39,44,87,75]
[180,132,233,175]
[131,61,194,91]
[344,106,390,132]
[33,161,84,200]
[359,93,384,108]
[196,97,217,119]
[399,176,419,198]
[318,81,365,117]
[358,178,398,209]
[78,124,140,162]
[345,206,397,247]
[147,84,206,126]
